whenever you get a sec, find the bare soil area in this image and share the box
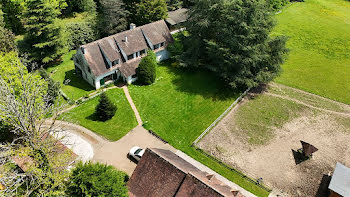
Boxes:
[198,84,350,197]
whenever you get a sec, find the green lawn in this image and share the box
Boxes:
[128,63,270,197]
[273,0,350,105]
[46,50,95,101]
[61,88,138,141]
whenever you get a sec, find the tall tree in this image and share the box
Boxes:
[132,0,167,25]
[23,0,68,63]
[0,5,16,53]
[0,56,72,196]
[98,0,129,36]
[181,0,288,89]
[0,0,25,34]
[136,51,157,85]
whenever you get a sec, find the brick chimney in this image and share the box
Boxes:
[130,23,136,30]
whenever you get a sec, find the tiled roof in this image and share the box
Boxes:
[79,20,172,78]
[141,20,174,45]
[166,8,188,26]
[119,58,141,77]
[114,29,148,56]
[128,148,244,197]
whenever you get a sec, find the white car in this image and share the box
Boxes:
[129,146,145,161]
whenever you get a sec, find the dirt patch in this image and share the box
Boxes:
[198,85,350,197]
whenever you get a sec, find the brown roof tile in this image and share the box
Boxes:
[128,148,244,197]
[79,20,172,78]
[166,8,188,26]
[141,20,174,45]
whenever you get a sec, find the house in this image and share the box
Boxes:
[128,148,244,197]
[328,162,350,197]
[73,20,173,89]
[165,8,188,31]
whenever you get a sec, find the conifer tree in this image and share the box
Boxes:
[98,0,129,36]
[23,0,68,63]
[181,0,288,89]
[95,92,117,121]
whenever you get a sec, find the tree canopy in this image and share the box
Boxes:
[23,0,68,63]
[97,0,129,36]
[180,0,288,89]
[67,162,129,197]
[132,0,168,25]
[0,5,16,53]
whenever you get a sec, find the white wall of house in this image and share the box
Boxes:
[156,49,170,62]
[74,49,96,88]
[126,76,138,84]
[94,69,119,89]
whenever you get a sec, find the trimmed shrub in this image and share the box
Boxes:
[136,51,157,85]
[95,92,117,121]
[67,162,129,197]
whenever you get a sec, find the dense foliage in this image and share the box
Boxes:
[23,0,68,63]
[67,162,129,197]
[64,0,96,15]
[136,51,157,85]
[180,0,288,89]
[97,0,129,36]
[65,20,97,50]
[0,6,16,53]
[95,92,117,121]
[0,0,25,34]
[267,0,289,11]
[39,68,61,104]
[131,0,168,25]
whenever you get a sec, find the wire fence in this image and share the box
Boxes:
[194,147,272,192]
[191,87,272,193]
[192,88,251,145]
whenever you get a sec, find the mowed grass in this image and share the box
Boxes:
[273,0,350,105]
[46,50,95,101]
[128,63,270,197]
[61,88,138,141]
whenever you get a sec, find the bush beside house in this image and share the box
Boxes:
[67,162,129,197]
[95,92,117,121]
[136,51,157,85]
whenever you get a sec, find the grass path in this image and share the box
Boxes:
[273,0,350,105]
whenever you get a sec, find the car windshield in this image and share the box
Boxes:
[134,148,142,155]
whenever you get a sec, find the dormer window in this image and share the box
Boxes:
[112,60,119,66]
[154,44,160,50]
[127,54,134,60]
[160,42,164,47]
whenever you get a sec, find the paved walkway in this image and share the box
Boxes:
[123,86,143,125]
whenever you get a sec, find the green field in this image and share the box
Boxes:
[128,63,270,197]
[61,88,138,141]
[46,50,95,101]
[273,0,350,105]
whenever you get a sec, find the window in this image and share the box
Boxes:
[112,59,119,66]
[87,67,91,74]
[127,54,134,60]
[160,42,164,47]
[140,49,146,55]
[154,44,159,50]
[132,74,137,78]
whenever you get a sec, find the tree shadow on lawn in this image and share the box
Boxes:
[163,64,240,101]
[64,70,95,92]
[314,174,331,197]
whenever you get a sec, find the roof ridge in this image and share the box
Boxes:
[82,20,165,48]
